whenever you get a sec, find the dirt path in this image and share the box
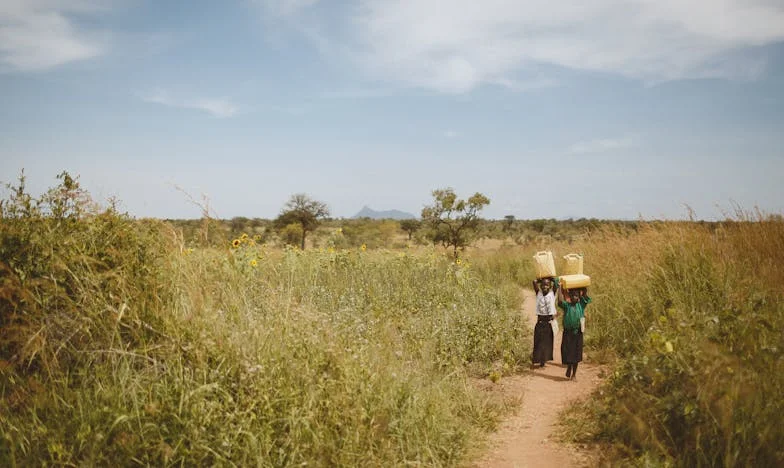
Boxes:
[473,290,604,468]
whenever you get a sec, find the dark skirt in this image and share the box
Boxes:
[561,329,583,364]
[532,316,554,364]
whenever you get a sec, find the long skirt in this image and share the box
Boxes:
[561,329,584,364]
[532,316,554,364]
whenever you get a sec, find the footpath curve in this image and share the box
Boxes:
[473,289,604,468]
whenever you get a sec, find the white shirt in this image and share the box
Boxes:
[536,290,557,316]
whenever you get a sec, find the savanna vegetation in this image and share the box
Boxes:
[0,175,526,466]
[556,214,784,467]
[1,173,782,466]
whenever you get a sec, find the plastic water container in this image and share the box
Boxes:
[533,251,557,279]
[559,274,591,289]
[562,253,584,275]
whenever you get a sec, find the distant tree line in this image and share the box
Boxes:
[164,187,721,250]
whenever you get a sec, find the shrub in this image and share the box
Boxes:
[0,172,170,375]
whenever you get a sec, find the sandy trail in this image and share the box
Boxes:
[473,290,604,468]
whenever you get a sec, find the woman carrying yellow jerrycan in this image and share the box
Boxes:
[531,251,592,378]
[531,276,559,368]
[531,251,559,368]
[557,253,591,381]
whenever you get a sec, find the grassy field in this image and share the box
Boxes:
[0,178,530,466]
[555,215,784,466]
[1,177,782,466]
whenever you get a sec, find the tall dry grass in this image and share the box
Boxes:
[554,215,784,466]
[0,176,528,466]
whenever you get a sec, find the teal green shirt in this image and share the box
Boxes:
[558,296,591,333]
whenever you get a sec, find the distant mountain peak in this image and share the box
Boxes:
[353,206,416,220]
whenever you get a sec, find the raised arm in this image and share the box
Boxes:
[580,288,592,307]
[532,279,540,294]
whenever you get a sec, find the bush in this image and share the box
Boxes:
[0,172,170,375]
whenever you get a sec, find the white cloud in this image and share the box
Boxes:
[261,0,784,93]
[0,0,109,72]
[187,99,239,119]
[492,77,559,92]
[568,136,636,154]
[141,90,239,118]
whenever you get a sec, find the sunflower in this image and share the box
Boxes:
[232,239,241,248]
[360,244,367,252]
[249,259,258,267]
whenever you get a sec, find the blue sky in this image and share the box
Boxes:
[2,0,783,220]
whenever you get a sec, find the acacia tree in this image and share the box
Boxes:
[399,219,421,240]
[421,188,490,258]
[274,193,329,249]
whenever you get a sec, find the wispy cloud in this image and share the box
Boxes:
[257,0,784,93]
[443,130,459,138]
[0,0,109,72]
[492,77,559,92]
[568,136,636,154]
[141,90,239,118]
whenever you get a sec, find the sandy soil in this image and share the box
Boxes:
[472,290,604,468]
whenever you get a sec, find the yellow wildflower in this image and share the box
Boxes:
[232,239,241,248]
[249,259,257,267]
[360,244,367,252]
[241,233,248,240]
[665,341,674,353]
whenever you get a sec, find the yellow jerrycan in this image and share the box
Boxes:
[532,251,557,279]
[562,253,584,275]
[560,274,591,289]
